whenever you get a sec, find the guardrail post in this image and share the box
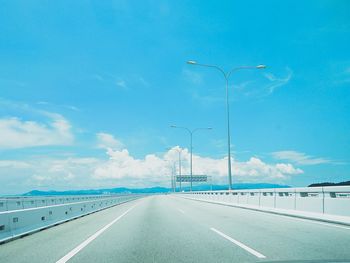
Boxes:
[322,187,325,214]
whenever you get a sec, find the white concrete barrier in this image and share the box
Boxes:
[260,191,275,208]
[177,186,350,218]
[0,194,142,243]
[295,187,324,213]
[247,191,260,206]
[0,195,125,212]
[275,188,295,210]
[323,186,350,216]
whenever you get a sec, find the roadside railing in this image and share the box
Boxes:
[0,195,124,212]
[177,186,350,217]
[0,194,142,243]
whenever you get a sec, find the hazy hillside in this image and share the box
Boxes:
[22,183,290,196]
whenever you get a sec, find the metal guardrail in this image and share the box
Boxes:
[178,186,350,217]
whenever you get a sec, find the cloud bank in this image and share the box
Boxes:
[0,114,73,149]
[0,135,304,194]
[272,150,331,165]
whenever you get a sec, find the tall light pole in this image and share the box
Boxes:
[172,162,176,192]
[170,125,212,192]
[165,159,176,192]
[187,61,266,190]
[167,147,184,192]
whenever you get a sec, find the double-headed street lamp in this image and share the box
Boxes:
[165,159,176,192]
[187,61,266,190]
[170,125,212,192]
[167,147,184,192]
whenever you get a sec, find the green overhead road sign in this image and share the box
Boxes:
[176,175,208,182]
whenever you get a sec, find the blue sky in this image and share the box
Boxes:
[0,0,349,194]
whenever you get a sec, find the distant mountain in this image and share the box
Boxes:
[23,187,170,196]
[22,183,290,196]
[308,181,350,187]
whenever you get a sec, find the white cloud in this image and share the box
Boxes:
[116,80,127,89]
[186,67,293,103]
[0,160,32,169]
[92,73,149,90]
[92,74,104,81]
[34,157,100,186]
[183,69,203,85]
[190,156,303,183]
[96,132,124,150]
[264,67,293,94]
[332,65,350,86]
[233,80,255,91]
[271,150,331,165]
[93,147,303,186]
[35,101,80,112]
[0,145,304,194]
[138,76,150,87]
[93,149,170,186]
[63,105,80,112]
[0,157,101,194]
[0,115,73,149]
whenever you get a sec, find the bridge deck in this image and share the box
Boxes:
[0,195,350,263]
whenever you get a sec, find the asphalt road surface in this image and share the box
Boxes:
[1,195,350,263]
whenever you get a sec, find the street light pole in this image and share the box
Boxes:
[170,125,212,192]
[178,150,182,191]
[168,147,183,192]
[187,61,266,190]
[165,159,176,192]
[190,132,193,188]
[173,162,176,192]
[224,74,232,192]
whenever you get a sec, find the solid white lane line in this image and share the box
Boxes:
[210,228,266,259]
[181,196,350,231]
[56,204,137,263]
[178,208,185,214]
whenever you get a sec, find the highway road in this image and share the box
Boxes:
[1,195,350,263]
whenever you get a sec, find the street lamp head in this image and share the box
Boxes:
[187,60,197,65]
[207,127,213,130]
[256,64,267,69]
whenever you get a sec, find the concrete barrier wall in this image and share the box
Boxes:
[0,194,142,243]
[323,186,350,216]
[260,191,275,208]
[295,187,324,213]
[178,186,350,217]
[0,195,124,212]
[275,189,295,210]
